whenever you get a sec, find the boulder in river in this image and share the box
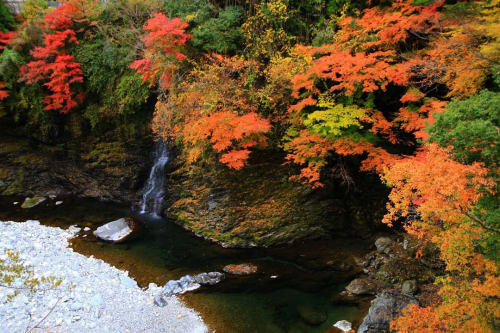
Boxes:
[345,278,377,295]
[21,196,46,209]
[334,320,352,332]
[223,263,258,275]
[159,272,225,300]
[296,304,327,325]
[193,272,225,285]
[357,290,419,333]
[93,217,140,243]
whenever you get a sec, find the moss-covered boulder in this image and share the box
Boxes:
[21,196,47,208]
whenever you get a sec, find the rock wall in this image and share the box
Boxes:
[0,136,151,203]
[164,151,388,247]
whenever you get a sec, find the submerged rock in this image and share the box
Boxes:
[223,263,258,275]
[21,196,46,209]
[296,304,327,325]
[357,290,419,333]
[93,217,140,243]
[334,320,352,332]
[345,278,377,295]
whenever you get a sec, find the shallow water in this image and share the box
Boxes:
[0,196,372,333]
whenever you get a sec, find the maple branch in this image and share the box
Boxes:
[461,209,500,234]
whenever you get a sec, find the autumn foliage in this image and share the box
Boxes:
[384,144,499,332]
[19,2,84,114]
[2,1,499,330]
[131,13,190,90]
[153,54,271,169]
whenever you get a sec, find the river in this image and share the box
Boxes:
[0,196,371,332]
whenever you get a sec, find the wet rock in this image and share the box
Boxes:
[357,290,419,333]
[93,217,140,243]
[163,280,190,297]
[68,225,81,233]
[161,272,225,298]
[223,263,258,275]
[296,304,327,325]
[401,280,417,296]
[21,196,46,209]
[374,237,393,254]
[194,272,225,285]
[345,278,377,295]
[334,320,352,332]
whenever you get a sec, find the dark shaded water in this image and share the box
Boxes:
[0,196,372,333]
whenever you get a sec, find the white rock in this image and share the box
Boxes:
[93,218,135,243]
[334,320,352,332]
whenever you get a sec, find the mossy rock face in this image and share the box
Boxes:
[0,136,151,202]
[165,152,387,247]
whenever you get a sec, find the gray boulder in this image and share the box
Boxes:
[374,237,393,254]
[162,276,201,297]
[158,272,225,302]
[345,278,377,295]
[357,290,419,333]
[402,280,418,296]
[93,218,139,243]
[194,272,225,286]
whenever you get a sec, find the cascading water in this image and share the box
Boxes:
[140,141,170,216]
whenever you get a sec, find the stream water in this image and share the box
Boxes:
[0,197,372,333]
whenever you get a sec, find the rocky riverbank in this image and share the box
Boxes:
[0,220,208,333]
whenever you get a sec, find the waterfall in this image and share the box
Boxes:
[140,141,170,216]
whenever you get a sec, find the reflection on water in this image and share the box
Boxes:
[0,196,371,333]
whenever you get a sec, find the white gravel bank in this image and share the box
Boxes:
[0,220,208,333]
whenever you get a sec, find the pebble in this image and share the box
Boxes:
[0,220,208,333]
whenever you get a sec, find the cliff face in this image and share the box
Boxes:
[0,136,151,203]
[164,151,389,247]
[0,135,389,247]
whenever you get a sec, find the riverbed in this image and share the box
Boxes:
[0,196,373,332]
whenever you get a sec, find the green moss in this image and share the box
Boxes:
[21,196,46,208]
[14,153,48,167]
[2,170,24,195]
[0,141,29,155]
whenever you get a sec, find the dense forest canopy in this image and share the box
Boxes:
[0,0,499,331]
